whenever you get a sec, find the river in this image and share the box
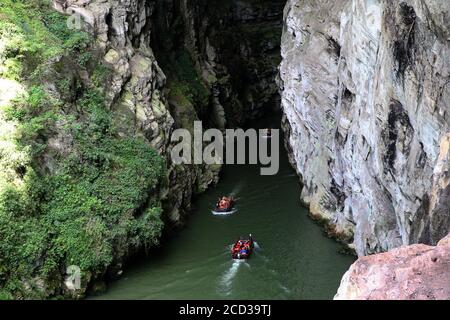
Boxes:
[93,115,355,300]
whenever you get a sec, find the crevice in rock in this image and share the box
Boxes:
[105,10,114,43]
[393,2,417,79]
[327,36,341,61]
[381,99,413,174]
[330,178,346,212]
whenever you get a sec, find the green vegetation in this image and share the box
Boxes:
[0,0,166,298]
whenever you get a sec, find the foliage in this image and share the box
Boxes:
[0,0,167,298]
[0,0,90,80]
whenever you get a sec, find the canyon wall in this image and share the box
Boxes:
[65,0,285,228]
[280,0,450,256]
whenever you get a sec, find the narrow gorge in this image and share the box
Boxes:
[0,0,449,300]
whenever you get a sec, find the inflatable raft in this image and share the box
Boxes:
[231,235,254,260]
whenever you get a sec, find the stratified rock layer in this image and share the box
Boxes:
[335,234,450,300]
[280,0,450,255]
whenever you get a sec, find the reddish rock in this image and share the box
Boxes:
[335,235,450,300]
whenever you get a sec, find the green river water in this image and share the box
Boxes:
[93,116,355,300]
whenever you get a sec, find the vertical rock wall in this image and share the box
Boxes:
[279,0,450,256]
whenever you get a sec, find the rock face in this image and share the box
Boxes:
[55,0,221,229]
[279,0,450,256]
[335,234,450,300]
[44,0,222,298]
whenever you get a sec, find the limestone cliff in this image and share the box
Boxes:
[279,0,450,256]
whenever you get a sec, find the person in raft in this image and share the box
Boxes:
[237,241,249,254]
[217,196,232,210]
[234,240,245,252]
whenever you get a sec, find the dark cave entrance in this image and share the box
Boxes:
[150,0,286,129]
